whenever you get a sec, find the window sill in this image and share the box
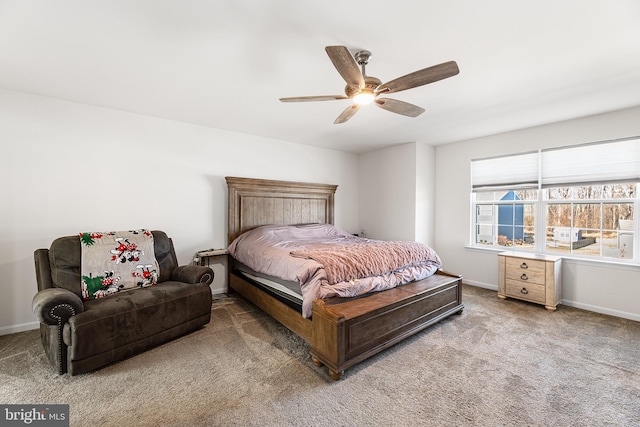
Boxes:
[464,245,640,271]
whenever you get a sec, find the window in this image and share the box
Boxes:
[474,190,536,249]
[544,184,635,259]
[470,137,640,263]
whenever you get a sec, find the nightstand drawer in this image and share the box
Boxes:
[505,268,545,285]
[505,257,546,284]
[505,280,546,304]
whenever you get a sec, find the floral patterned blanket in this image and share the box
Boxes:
[79,229,159,300]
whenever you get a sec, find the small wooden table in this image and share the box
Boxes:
[196,249,229,293]
[498,251,562,310]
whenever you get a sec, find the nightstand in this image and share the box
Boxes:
[196,249,229,293]
[498,251,562,310]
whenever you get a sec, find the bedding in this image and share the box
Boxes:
[227,223,442,318]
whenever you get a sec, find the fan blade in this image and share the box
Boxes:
[375,98,425,117]
[376,61,459,94]
[334,104,360,124]
[325,46,364,88]
[280,95,349,102]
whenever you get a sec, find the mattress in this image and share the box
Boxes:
[233,261,303,312]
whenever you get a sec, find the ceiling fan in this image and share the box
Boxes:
[279,45,459,124]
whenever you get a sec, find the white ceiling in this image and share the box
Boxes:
[1,1,640,154]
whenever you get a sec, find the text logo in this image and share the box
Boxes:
[1,405,69,426]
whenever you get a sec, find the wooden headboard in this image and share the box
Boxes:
[226,177,338,244]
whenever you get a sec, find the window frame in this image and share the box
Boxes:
[470,137,640,264]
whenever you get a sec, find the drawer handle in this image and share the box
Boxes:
[520,274,528,280]
[520,262,528,269]
[520,287,529,295]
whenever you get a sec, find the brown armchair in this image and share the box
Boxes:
[32,230,213,375]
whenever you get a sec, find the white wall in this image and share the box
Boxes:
[358,142,437,246]
[358,143,416,241]
[435,106,640,321]
[415,142,436,245]
[358,142,437,245]
[0,88,359,334]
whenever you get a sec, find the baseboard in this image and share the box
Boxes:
[210,284,226,295]
[562,300,640,322]
[5,285,636,337]
[0,321,39,337]
[463,280,639,322]
[462,279,498,291]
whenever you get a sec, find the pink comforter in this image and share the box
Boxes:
[227,224,442,318]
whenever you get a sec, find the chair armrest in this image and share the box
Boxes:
[170,265,214,285]
[32,288,84,326]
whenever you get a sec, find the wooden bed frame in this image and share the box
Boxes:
[226,176,464,380]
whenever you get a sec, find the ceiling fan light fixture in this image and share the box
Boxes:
[280,45,459,124]
[353,90,375,105]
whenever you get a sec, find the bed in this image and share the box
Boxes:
[226,176,464,380]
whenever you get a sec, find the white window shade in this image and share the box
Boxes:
[472,151,539,191]
[541,138,640,187]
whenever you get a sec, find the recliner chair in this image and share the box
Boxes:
[32,230,213,375]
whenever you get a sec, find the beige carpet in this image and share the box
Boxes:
[1,285,639,426]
